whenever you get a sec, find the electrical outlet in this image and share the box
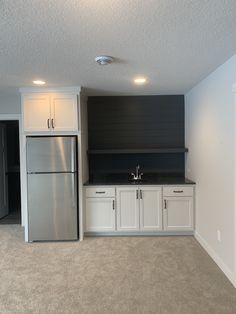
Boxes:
[217,230,221,242]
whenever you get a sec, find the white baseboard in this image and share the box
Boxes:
[85,231,193,237]
[194,231,236,288]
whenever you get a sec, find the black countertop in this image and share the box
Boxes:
[84,174,195,186]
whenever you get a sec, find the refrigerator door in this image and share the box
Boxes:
[28,173,78,241]
[27,136,77,173]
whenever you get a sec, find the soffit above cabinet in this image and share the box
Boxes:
[19,86,81,94]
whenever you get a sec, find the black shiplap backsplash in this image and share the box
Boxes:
[87,95,186,178]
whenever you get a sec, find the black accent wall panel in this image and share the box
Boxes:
[89,153,185,178]
[88,95,184,149]
[87,95,185,177]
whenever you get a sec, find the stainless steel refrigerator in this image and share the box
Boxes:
[26,136,78,241]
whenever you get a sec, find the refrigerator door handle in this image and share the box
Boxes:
[71,138,77,173]
[72,174,76,207]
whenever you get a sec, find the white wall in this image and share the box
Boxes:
[185,54,236,278]
[0,94,21,114]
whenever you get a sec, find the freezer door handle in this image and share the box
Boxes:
[72,174,76,207]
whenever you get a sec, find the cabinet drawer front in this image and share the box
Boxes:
[163,186,193,197]
[86,187,115,198]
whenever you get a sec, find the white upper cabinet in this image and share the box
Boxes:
[139,187,162,231]
[23,93,51,132]
[21,87,80,133]
[51,93,78,131]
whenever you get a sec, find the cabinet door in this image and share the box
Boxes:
[23,93,51,132]
[116,187,139,231]
[139,187,162,231]
[85,198,115,232]
[51,93,78,131]
[163,197,193,231]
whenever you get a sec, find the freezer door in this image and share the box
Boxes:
[28,173,78,241]
[27,136,77,173]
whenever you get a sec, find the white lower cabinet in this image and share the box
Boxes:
[116,186,162,231]
[163,197,193,231]
[139,187,162,231]
[116,187,139,231]
[85,187,116,231]
[85,185,194,234]
[86,198,115,231]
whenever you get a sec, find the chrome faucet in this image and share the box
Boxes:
[131,164,143,181]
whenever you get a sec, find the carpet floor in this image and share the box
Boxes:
[0,225,235,314]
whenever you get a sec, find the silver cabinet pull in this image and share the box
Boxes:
[140,189,142,199]
[112,200,115,210]
[136,190,139,199]
[51,119,55,129]
[95,191,105,194]
[173,190,183,193]
[47,119,50,129]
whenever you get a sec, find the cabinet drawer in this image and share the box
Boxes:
[86,187,115,198]
[163,186,193,197]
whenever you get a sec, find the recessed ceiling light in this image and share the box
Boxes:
[134,77,147,85]
[33,80,46,85]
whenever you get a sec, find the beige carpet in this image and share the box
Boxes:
[0,225,235,314]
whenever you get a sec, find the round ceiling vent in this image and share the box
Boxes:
[95,55,114,65]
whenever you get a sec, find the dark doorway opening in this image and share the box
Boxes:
[0,120,21,224]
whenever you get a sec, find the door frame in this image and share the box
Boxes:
[233,83,236,287]
[0,123,8,218]
[0,114,25,228]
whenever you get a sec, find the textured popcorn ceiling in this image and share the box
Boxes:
[0,0,236,98]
